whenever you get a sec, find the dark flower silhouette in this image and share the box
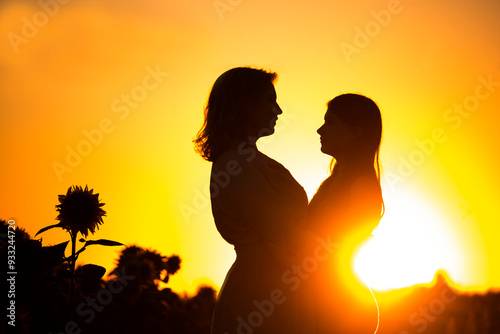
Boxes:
[141,248,165,274]
[114,245,182,286]
[166,255,181,275]
[34,185,121,323]
[56,185,106,238]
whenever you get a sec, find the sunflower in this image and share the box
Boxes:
[166,255,181,275]
[56,185,106,238]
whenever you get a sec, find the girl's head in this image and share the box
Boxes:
[317,93,382,175]
[194,67,280,161]
[312,94,385,227]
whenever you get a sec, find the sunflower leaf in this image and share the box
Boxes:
[84,239,123,247]
[35,223,64,237]
[46,241,69,254]
[41,241,69,266]
[81,264,106,279]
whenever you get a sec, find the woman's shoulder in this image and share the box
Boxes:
[211,147,266,184]
[213,146,284,172]
[212,147,304,198]
[212,148,252,170]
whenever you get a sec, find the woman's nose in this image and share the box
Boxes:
[317,124,324,135]
[273,104,283,115]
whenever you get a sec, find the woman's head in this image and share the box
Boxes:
[317,93,382,173]
[194,67,280,161]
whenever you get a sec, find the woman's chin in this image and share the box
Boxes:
[259,128,275,137]
[253,126,275,139]
[320,145,334,157]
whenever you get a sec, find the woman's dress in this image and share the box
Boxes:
[210,148,312,334]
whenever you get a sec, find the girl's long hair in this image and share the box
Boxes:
[310,93,384,216]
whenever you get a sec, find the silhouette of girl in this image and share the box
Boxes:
[194,67,311,334]
[307,93,384,334]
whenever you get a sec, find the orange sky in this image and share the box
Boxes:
[1,0,499,295]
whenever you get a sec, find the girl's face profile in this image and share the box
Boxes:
[245,82,282,138]
[317,108,358,159]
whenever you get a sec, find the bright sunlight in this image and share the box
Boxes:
[353,187,463,291]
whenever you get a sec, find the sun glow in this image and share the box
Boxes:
[1,0,499,297]
[353,188,463,291]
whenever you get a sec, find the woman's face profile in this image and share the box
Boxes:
[245,82,283,138]
[317,108,358,159]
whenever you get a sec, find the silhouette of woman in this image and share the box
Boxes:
[194,67,311,334]
[307,93,384,334]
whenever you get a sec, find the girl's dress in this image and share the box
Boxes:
[307,172,382,334]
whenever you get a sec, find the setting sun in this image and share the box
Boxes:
[353,187,463,291]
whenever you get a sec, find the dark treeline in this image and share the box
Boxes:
[375,273,500,334]
[2,219,499,334]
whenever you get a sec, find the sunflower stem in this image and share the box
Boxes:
[69,232,77,321]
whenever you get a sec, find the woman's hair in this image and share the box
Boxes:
[194,67,278,162]
[311,93,384,215]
